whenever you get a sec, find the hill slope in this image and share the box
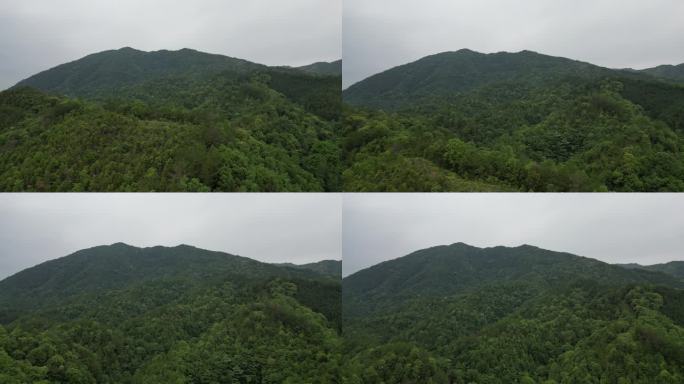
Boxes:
[343,49,626,109]
[341,50,684,192]
[0,244,341,383]
[0,242,323,318]
[277,259,342,277]
[14,47,264,99]
[296,60,342,76]
[618,261,684,280]
[1,48,342,192]
[640,63,684,84]
[342,243,684,383]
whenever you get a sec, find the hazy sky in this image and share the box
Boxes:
[0,0,341,89]
[343,0,684,87]
[0,194,341,280]
[343,194,684,276]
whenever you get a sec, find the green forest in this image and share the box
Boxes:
[1,243,683,383]
[2,48,684,191]
[342,244,684,383]
[0,243,342,383]
[0,48,341,192]
[342,50,684,191]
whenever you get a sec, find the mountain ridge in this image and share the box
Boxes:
[0,241,342,382]
[617,260,684,280]
[0,242,333,323]
[343,242,684,317]
[13,47,341,94]
[342,242,684,382]
[0,46,342,192]
[13,47,265,98]
[343,49,652,109]
[295,59,342,76]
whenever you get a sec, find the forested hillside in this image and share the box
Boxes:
[640,64,684,84]
[0,48,342,192]
[0,243,341,383]
[342,50,684,191]
[342,243,684,383]
[296,60,342,76]
[276,260,342,277]
[619,261,684,281]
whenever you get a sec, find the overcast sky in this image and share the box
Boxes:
[343,0,684,87]
[0,194,341,280]
[343,194,684,276]
[0,0,341,89]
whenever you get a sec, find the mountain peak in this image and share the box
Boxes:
[343,48,613,109]
[454,48,478,54]
[110,241,135,247]
[13,47,265,97]
[117,46,141,52]
[449,242,477,249]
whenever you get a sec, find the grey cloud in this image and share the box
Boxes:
[0,193,342,280]
[343,0,684,87]
[342,194,684,276]
[0,0,341,89]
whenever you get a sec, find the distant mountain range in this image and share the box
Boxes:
[0,243,341,382]
[617,261,684,280]
[342,243,684,383]
[638,63,684,83]
[14,47,340,97]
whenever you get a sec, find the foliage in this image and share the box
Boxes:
[1,48,341,192]
[0,244,341,383]
[342,244,684,383]
[342,50,684,191]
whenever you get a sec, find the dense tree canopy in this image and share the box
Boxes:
[0,244,341,383]
[0,48,341,192]
[342,50,684,191]
[342,244,684,383]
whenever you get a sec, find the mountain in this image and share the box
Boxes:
[0,48,342,192]
[0,243,341,383]
[297,60,342,76]
[341,49,684,192]
[343,243,683,317]
[618,261,684,280]
[0,242,323,318]
[14,47,264,99]
[640,63,684,84]
[342,243,684,383]
[277,259,342,277]
[343,49,629,109]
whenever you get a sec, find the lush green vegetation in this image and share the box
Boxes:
[342,243,684,383]
[342,50,684,191]
[0,243,341,383]
[641,64,684,84]
[1,48,341,192]
[619,261,684,281]
[296,60,342,77]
